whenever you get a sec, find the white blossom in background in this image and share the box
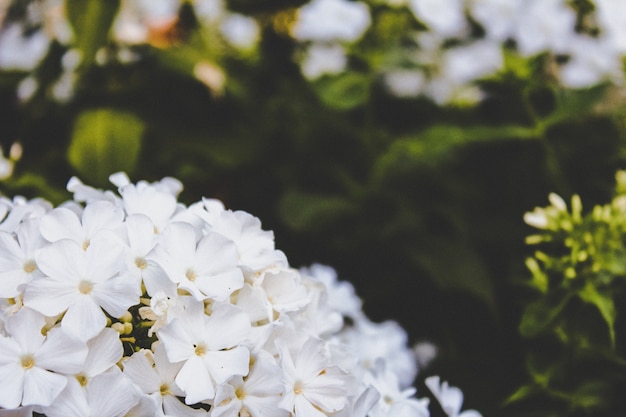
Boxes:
[407,0,467,39]
[0,173,481,416]
[300,43,348,80]
[291,0,371,43]
[469,0,521,42]
[513,0,577,57]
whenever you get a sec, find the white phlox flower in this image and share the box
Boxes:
[157,300,252,404]
[469,0,521,42]
[0,196,52,234]
[24,238,141,341]
[301,263,363,320]
[0,307,88,409]
[331,318,418,388]
[364,360,429,417]
[211,350,288,417]
[115,174,183,234]
[0,219,47,299]
[407,0,468,38]
[151,222,244,301]
[277,336,352,417]
[291,0,371,43]
[42,371,140,417]
[513,0,576,57]
[425,376,482,417]
[0,174,482,416]
[208,210,287,272]
[39,200,125,249]
[300,43,348,80]
[123,342,207,416]
[72,328,124,389]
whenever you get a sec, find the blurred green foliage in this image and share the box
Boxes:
[2,1,626,416]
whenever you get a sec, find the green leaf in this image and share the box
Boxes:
[540,85,609,128]
[519,293,572,338]
[374,124,538,179]
[312,73,371,110]
[68,109,144,186]
[578,281,616,347]
[504,384,538,405]
[279,191,356,232]
[65,0,121,67]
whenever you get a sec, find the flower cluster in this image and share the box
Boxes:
[0,174,480,417]
[0,0,259,101]
[291,0,626,104]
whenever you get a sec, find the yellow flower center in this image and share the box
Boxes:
[194,344,206,356]
[160,383,171,396]
[135,257,148,270]
[23,260,36,273]
[235,386,246,400]
[76,374,88,387]
[185,269,197,282]
[78,280,93,294]
[294,381,304,395]
[21,354,35,370]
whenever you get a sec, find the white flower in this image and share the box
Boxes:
[39,200,125,249]
[220,13,260,50]
[72,328,124,388]
[364,361,429,417]
[277,337,352,416]
[0,24,50,70]
[43,371,140,417]
[0,307,88,409]
[407,0,467,38]
[425,375,482,417]
[469,0,521,42]
[514,0,576,56]
[151,222,244,301]
[24,239,140,341]
[157,301,252,403]
[292,0,371,43]
[211,350,288,417]
[124,342,207,416]
[300,43,347,80]
[595,0,626,53]
[383,70,426,98]
[209,210,287,272]
[0,219,46,298]
[559,35,623,88]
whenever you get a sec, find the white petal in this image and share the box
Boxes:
[204,346,250,385]
[204,304,251,350]
[36,327,88,374]
[85,238,125,283]
[62,295,107,341]
[123,350,161,394]
[5,307,45,352]
[89,372,139,417]
[35,239,83,282]
[176,355,216,403]
[43,377,90,417]
[91,272,141,317]
[163,394,208,417]
[84,328,123,377]
[81,200,124,238]
[157,319,196,363]
[194,233,238,275]
[21,366,67,407]
[39,208,83,243]
[0,362,24,409]
[195,269,243,301]
[23,275,78,316]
